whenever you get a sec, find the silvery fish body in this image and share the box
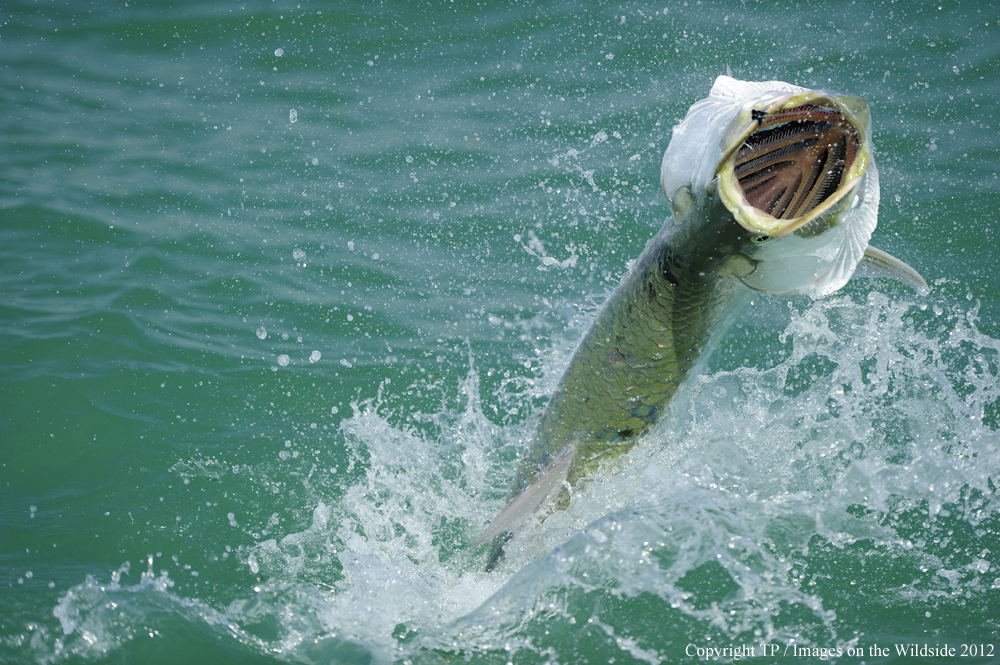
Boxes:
[476,76,925,571]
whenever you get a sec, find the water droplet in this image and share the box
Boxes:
[274,48,284,57]
[309,350,321,363]
[256,326,267,340]
[277,354,290,366]
[331,406,339,414]
[289,108,298,123]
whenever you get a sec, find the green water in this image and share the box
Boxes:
[2,0,999,663]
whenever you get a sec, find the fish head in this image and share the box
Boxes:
[662,76,879,297]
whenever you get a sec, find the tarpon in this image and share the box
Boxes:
[475,76,927,571]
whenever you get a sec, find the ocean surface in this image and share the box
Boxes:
[2,1,1000,663]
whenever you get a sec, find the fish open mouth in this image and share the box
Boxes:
[717,92,870,237]
[735,104,860,220]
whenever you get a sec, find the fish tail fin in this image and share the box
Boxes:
[475,445,576,571]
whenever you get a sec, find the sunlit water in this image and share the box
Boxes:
[2,1,999,663]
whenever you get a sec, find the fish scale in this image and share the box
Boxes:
[486,198,743,569]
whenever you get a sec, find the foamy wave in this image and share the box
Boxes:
[34,292,1000,663]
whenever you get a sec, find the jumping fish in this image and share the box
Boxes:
[475,76,927,571]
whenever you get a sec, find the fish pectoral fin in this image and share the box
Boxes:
[473,445,576,549]
[853,246,929,294]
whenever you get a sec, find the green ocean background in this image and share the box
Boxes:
[2,0,999,663]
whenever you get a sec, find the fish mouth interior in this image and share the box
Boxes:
[734,103,861,221]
